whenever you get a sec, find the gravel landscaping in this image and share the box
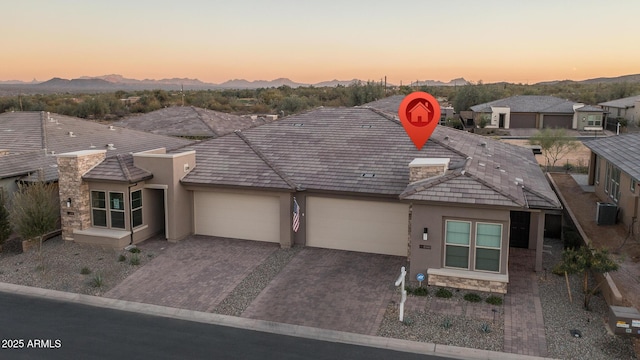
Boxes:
[1,235,638,359]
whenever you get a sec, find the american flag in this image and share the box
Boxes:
[292,198,300,233]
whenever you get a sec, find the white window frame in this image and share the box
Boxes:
[605,163,621,202]
[474,222,502,273]
[109,192,126,229]
[444,220,471,270]
[594,157,600,185]
[631,178,637,193]
[91,190,107,228]
[131,189,143,228]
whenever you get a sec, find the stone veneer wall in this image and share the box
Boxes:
[57,151,106,241]
[428,274,507,294]
[409,165,446,183]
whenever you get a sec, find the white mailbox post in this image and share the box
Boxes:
[395,266,407,322]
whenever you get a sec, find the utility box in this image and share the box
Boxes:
[596,202,617,225]
[608,306,640,337]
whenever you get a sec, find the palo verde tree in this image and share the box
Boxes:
[9,181,59,268]
[529,128,578,171]
[554,246,619,310]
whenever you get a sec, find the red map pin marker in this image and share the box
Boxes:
[398,92,441,150]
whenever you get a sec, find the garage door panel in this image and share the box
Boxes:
[509,114,536,128]
[543,115,572,129]
[307,197,408,256]
[194,192,280,243]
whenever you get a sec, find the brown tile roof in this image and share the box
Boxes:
[112,106,270,138]
[83,154,153,183]
[179,106,560,209]
[0,111,193,181]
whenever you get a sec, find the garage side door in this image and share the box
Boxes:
[306,197,408,256]
[194,192,280,243]
[509,113,537,128]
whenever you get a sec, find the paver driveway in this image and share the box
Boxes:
[105,236,406,335]
[241,248,406,335]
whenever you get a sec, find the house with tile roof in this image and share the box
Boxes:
[58,102,561,294]
[584,133,640,228]
[469,95,604,130]
[112,106,272,139]
[0,111,193,234]
[598,94,640,126]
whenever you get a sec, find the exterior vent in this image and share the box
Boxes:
[184,163,190,172]
[68,131,76,137]
[108,125,115,130]
[360,125,372,128]
[106,144,116,150]
[361,173,376,178]
[293,123,304,127]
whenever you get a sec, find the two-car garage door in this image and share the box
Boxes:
[194,192,280,243]
[306,197,409,256]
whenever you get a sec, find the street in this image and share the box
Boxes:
[0,291,449,360]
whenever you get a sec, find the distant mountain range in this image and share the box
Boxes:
[0,73,638,94]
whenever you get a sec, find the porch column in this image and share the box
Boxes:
[535,211,545,272]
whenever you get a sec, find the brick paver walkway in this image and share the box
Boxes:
[504,248,547,357]
[241,248,406,336]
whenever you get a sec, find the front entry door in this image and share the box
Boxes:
[509,211,530,248]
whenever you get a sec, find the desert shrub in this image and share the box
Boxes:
[464,293,482,302]
[486,295,503,306]
[435,288,453,298]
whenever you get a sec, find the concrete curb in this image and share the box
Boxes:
[0,282,555,360]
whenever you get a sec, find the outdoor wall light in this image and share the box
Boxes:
[66,198,72,208]
[423,228,428,241]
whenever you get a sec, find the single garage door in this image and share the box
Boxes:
[509,113,537,128]
[543,115,572,129]
[306,197,409,256]
[194,192,280,243]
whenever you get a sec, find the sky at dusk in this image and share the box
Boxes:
[3,0,639,85]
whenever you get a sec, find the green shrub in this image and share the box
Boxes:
[117,254,126,262]
[129,254,140,266]
[403,317,414,326]
[128,247,141,253]
[441,318,452,329]
[80,267,91,275]
[486,295,503,306]
[90,274,104,288]
[435,288,453,298]
[480,323,491,333]
[464,293,482,302]
[413,286,428,296]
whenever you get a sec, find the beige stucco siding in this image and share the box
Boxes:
[194,191,281,243]
[306,197,409,256]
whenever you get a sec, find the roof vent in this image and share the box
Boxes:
[292,123,304,127]
[50,150,55,155]
[479,162,486,167]
[90,144,96,148]
[360,125,372,129]
[106,143,116,150]
[68,131,76,137]
[361,173,376,178]
[444,135,449,140]
[480,141,487,147]
[108,125,115,130]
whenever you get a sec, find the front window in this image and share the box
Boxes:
[605,163,621,202]
[475,223,502,272]
[445,221,470,269]
[444,220,503,273]
[632,178,637,193]
[109,192,125,229]
[131,190,143,228]
[587,114,602,127]
[595,158,600,185]
[91,191,107,227]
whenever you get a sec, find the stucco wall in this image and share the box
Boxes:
[409,203,510,281]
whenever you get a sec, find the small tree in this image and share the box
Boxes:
[0,193,12,247]
[555,246,619,310]
[529,128,578,171]
[9,181,58,267]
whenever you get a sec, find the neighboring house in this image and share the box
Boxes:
[598,94,640,126]
[112,106,273,139]
[0,111,193,218]
[469,95,604,130]
[59,105,561,294]
[585,133,640,228]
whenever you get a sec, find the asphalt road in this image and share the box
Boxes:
[0,292,450,360]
